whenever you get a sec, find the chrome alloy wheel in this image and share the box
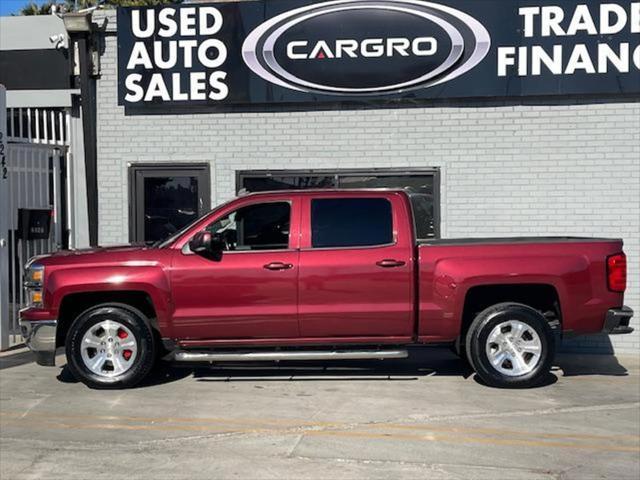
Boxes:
[80,320,138,378]
[485,320,542,377]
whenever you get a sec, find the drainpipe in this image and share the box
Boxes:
[62,13,99,247]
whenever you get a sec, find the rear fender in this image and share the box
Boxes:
[419,255,580,341]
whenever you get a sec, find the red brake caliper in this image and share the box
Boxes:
[117,329,132,360]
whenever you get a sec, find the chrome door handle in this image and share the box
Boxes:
[264,262,294,271]
[376,259,406,268]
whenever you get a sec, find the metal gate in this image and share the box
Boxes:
[1,97,69,350]
[4,144,64,347]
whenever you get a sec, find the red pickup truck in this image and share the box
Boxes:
[20,190,633,389]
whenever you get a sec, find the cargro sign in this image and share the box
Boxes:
[117,0,640,113]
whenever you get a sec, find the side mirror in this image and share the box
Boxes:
[189,231,224,260]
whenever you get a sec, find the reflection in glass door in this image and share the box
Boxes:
[130,165,210,244]
[237,169,439,238]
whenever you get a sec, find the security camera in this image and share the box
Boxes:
[49,34,66,50]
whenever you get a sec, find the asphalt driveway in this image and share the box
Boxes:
[1,348,638,479]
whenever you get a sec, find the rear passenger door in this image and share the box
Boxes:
[298,193,415,340]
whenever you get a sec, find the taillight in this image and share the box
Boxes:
[607,253,627,292]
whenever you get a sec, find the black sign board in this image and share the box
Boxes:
[0,49,71,91]
[17,209,52,240]
[117,0,640,113]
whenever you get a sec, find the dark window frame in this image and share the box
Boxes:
[236,167,441,239]
[204,200,293,252]
[311,197,394,249]
[128,163,211,243]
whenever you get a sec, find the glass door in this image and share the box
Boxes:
[130,165,210,244]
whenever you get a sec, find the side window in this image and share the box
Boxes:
[311,198,393,248]
[206,202,291,251]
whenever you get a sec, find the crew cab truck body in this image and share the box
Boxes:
[20,190,633,388]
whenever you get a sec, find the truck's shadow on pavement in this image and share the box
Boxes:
[54,347,630,389]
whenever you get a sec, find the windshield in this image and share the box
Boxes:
[153,197,237,248]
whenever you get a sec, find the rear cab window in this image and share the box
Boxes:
[311,198,393,248]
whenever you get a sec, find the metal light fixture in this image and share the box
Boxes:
[61,12,92,33]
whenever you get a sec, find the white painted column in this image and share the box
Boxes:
[70,98,90,248]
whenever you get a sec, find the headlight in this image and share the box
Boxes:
[27,289,43,307]
[24,264,44,307]
[25,265,44,285]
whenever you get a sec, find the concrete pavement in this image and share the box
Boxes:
[1,348,638,479]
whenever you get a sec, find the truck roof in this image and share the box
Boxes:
[239,188,412,197]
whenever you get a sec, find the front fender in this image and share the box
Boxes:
[44,264,173,334]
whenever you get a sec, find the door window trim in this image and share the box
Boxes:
[309,197,396,251]
[236,167,441,239]
[176,196,301,253]
[199,199,294,254]
[128,163,211,243]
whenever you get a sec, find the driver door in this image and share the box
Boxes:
[170,196,301,341]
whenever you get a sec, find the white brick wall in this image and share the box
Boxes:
[96,29,640,354]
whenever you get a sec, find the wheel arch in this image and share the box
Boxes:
[56,291,159,348]
[458,283,562,352]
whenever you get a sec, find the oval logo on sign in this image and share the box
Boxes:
[242,0,491,95]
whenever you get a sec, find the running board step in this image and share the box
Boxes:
[173,349,409,362]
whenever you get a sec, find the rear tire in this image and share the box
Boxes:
[465,302,555,388]
[65,304,156,389]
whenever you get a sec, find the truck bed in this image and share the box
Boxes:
[415,237,625,342]
[419,237,619,246]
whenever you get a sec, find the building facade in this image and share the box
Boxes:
[0,14,83,348]
[91,3,640,354]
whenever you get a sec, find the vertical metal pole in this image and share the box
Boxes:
[9,108,14,140]
[0,86,11,350]
[58,111,64,146]
[27,108,32,142]
[50,111,56,145]
[65,110,70,146]
[64,110,73,248]
[8,142,15,340]
[43,109,49,144]
[34,108,40,144]
[53,150,62,248]
[76,35,98,247]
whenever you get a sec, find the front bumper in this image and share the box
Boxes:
[19,319,57,366]
[603,307,634,335]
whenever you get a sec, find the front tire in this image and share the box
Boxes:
[465,302,555,388]
[65,304,156,389]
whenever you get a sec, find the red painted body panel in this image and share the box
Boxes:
[178,336,412,348]
[21,190,627,348]
[169,194,302,340]
[296,192,415,339]
[417,240,624,342]
[23,247,174,332]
